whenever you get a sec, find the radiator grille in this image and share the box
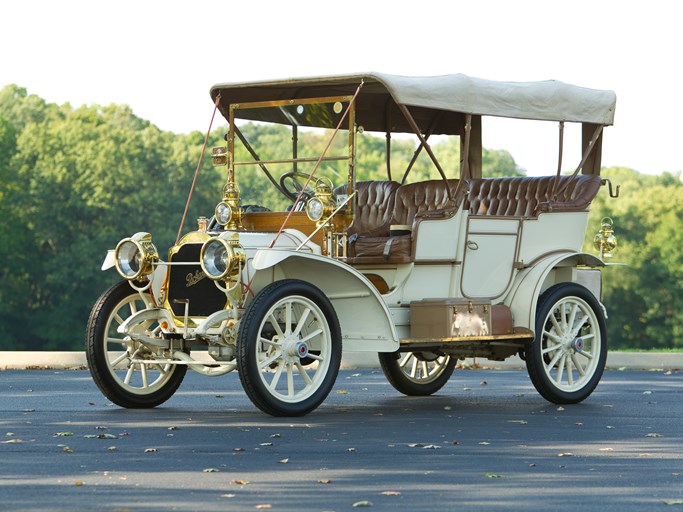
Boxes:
[167,243,227,317]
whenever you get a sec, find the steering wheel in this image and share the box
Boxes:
[279,170,319,202]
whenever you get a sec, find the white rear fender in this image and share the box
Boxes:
[505,252,605,330]
[252,250,399,352]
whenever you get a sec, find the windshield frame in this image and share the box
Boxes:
[227,95,357,202]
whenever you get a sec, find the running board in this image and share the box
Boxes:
[400,328,534,346]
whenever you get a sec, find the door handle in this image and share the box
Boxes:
[467,241,479,250]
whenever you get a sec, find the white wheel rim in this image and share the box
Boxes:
[397,353,451,384]
[255,295,332,403]
[540,296,601,392]
[103,293,175,395]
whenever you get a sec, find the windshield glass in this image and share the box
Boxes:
[230,97,353,211]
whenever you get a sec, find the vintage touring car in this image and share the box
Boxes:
[86,72,619,416]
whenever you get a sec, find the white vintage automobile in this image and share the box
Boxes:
[86,73,619,416]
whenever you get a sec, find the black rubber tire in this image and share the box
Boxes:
[85,281,186,408]
[526,283,607,404]
[237,279,342,416]
[379,351,455,396]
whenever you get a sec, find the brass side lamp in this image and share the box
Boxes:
[305,178,336,225]
[593,217,617,259]
[212,142,242,231]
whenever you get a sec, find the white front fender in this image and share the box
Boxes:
[252,249,399,353]
[101,250,116,270]
[118,307,176,335]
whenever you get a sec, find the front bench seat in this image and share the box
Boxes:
[349,179,461,264]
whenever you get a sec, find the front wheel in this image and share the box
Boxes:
[526,283,607,404]
[85,281,187,408]
[379,351,455,396]
[237,279,342,416]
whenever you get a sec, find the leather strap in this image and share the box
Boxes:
[383,238,395,260]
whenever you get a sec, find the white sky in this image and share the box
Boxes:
[1,0,680,176]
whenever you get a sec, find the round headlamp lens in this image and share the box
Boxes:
[215,202,232,226]
[306,198,324,221]
[201,239,231,279]
[114,233,158,281]
[117,240,142,279]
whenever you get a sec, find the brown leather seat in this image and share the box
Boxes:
[350,179,461,264]
[335,180,401,238]
[466,174,602,217]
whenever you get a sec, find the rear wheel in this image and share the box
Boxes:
[237,279,342,416]
[379,351,455,396]
[85,281,186,408]
[526,283,607,404]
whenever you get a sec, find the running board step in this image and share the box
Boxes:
[400,328,534,346]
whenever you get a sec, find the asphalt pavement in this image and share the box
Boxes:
[1,368,682,511]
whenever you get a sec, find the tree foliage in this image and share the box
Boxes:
[1,85,677,351]
[584,167,683,349]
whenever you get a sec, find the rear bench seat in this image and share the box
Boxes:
[466,174,602,217]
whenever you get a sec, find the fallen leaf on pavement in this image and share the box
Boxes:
[352,501,373,507]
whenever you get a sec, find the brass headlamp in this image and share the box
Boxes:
[114,232,159,281]
[593,217,617,259]
[200,232,246,281]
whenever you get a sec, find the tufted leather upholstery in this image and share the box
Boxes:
[349,179,462,264]
[390,179,460,226]
[466,174,602,217]
[335,180,400,237]
[342,175,602,266]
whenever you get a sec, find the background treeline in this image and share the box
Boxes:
[0,85,681,351]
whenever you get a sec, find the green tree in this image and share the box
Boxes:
[586,167,683,349]
[0,85,224,349]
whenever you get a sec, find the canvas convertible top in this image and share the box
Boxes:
[210,72,616,134]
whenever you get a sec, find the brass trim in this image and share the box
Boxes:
[168,231,212,259]
[230,95,353,111]
[234,155,348,166]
